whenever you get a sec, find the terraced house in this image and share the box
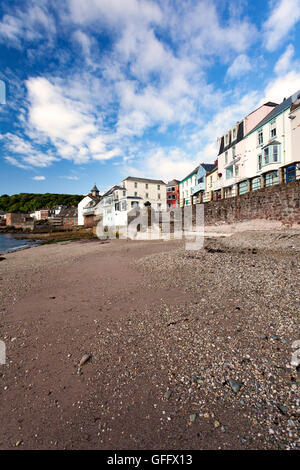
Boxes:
[215,101,277,199]
[244,90,300,191]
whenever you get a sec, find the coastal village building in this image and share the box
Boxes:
[204,166,220,201]
[216,102,277,199]
[179,167,198,206]
[34,208,50,220]
[0,211,6,226]
[6,211,34,230]
[290,92,300,181]
[78,184,100,226]
[191,163,217,203]
[59,207,78,228]
[166,180,180,209]
[244,91,300,192]
[121,177,167,211]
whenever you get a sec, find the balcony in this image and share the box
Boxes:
[192,182,205,195]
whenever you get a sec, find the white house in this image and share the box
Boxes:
[78,185,100,226]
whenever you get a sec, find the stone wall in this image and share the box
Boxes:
[203,179,300,226]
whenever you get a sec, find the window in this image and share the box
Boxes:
[273,145,278,162]
[264,147,269,165]
[258,129,263,146]
[134,182,137,188]
[258,155,262,171]
[145,183,148,189]
[235,165,239,176]
[146,192,149,198]
[232,127,236,140]
[226,165,234,179]
[122,201,126,210]
[158,193,161,199]
[134,191,138,197]
[225,151,228,164]
[225,134,229,146]
[270,120,276,138]
[157,203,161,209]
[210,176,212,187]
[157,184,160,190]
[198,177,204,184]
[232,146,236,157]
[123,191,126,197]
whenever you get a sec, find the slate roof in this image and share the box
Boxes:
[60,207,78,218]
[123,176,166,185]
[218,121,244,156]
[201,163,217,173]
[248,91,300,135]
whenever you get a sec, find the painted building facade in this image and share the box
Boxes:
[191,163,217,203]
[216,102,277,198]
[166,180,180,209]
[179,167,198,206]
[244,91,300,192]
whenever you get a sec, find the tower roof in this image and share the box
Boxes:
[92,184,99,191]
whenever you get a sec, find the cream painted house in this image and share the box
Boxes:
[121,177,167,211]
[204,167,220,201]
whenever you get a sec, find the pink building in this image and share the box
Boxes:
[215,102,277,198]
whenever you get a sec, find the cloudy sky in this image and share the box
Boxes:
[1,0,300,195]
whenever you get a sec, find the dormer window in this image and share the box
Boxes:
[270,119,276,139]
[232,127,237,140]
[225,133,229,146]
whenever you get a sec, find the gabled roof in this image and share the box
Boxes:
[218,121,244,156]
[123,176,166,185]
[248,91,300,135]
[200,163,217,173]
[60,207,78,218]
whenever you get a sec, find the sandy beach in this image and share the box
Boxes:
[0,231,299,450]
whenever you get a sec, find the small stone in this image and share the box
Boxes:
[79,354,91,367]
[221,426,226,433]
[228,379,243,394]
[15,440,23,447]
[189,413,197,422]
[214,420,220,428]
[277,404,288,415]
[164,390,172,400]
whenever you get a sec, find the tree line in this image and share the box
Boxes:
[0,193,84,213]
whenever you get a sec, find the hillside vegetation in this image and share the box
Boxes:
[0,193,83,213]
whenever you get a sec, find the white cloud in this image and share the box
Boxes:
[0,2,56,48]
[59,175,79,180]
[226,54,252,79]
[122,148,199,182]
[262,70,300,103]
[263,0,300,51]
[274,44,295,74]
[32,175,46,181]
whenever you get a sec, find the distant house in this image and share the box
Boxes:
[78,184,101,226]
[179,166,199,206]
[0,211,6,226]
[166,180,180,209]
[59,207,78,228]
[192,163,217,203]
[34,208,50,220]
[6,211,34,230]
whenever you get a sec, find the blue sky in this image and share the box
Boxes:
[1,0,300,195]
